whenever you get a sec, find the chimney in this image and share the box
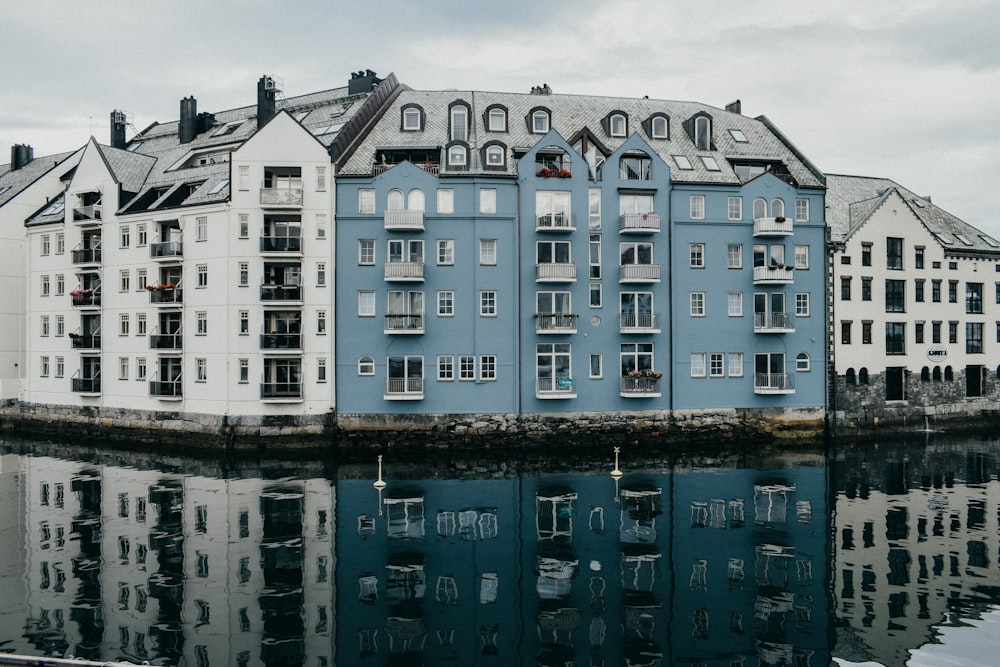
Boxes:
[530,84,552,95]
[110,110,128,149]
[348,69,381,96]
[725,99,742,114]
[196,111,216,134]
[257,75,279,129]
[10,144,34,170]
[179,96,197,144]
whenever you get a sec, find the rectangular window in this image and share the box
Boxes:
[133,357,143,380]
[948,280,958,303]
[316,262,327,286]
[690,353,706,377]
[728,291,743,317]
[120,313,130,336]
[796,293,810,316]
[886,322,905,355]
[238,359,249,383]
[690,194,705,219]
[437,240,454,265]
[317,311,327,334]
[795,245,809,270]
[238,262,249,286]
[589,188,601,229]
[238,214,249,238]
[966,282,983,313]
[480,355,497,381]
[915,246,925,269]
[40,357,49,378]
[886,237,903,269]
[136,224,147,247]
[358,291,375,317]
[949,321,958,344]
[689,243,705,268]
[120,226,130,249]
[480,188,497,214]
[932,321,942,344]
[239,311,249,335]
[196,216,208,242]
[55,315,64,337]
[841,321,852,345]
[690,292,705,317]
[238,165,250,190]
[841,277,851,301]
[932,279,942,302]
[885,279,905,312]
[358,239,375,265]
[589,235,601,279]
[136,269,146,290]
[437,290,454,316]
[727,243,742,269]
[459,355,476,381]
[315,213,327,239]
[480,239,497,265]
[196,358,207,382]
[55,357,64,378]
[437,189,454,214]
[437,355,455,381]
[56,233,64,254]
[728,196,742,220]
[120,269,130,292]
[480,291,497,317]
[119,357,129,380]
[40,316,50,337]
[135,312,147,336]
[358,189,375,214]
[915,279,925,302]
[795,198,809,222]
[315,166,327,191]
[915,322,925,344]
[967,322,984,353]
[196,264,208,288]
[317,358,327,383]
[728,352,744,377]
[54,274,64,295]
[196,312,207,335]
[590,282,602,308]
[861,243,872,267]
[41,235,50,255]
[589,353,603,379]
[709,353,724,377]
[41,275,49,296]
[862,320,872,344]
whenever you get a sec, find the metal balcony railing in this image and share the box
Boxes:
[384,314,424,333]
[259,188,303,207]
[384,377,424,399]
[754,373,794,394]
[260,284,302,301]
[260,381,303,398]
[535,313,578,333]
[260,333,302,349]
[150,240,183,258]
[619,213,661,233]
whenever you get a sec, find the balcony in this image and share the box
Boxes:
[373,162,439,176]
[73,204,102,222]
[754,373,795,395]
[260,236,302,253]
[259,188,303,208]
[620,312,660,333]
[71,290,101,307]
[619,265,660,283]
[620,375,662,398]
[536,313,578,334]
[150,240,183,259]
[260,284,302,301]
[71,376,101,394]
[149,287,183,305]
[754,313,795,333]
[261,382,303,399]
[536,376,576,399]
[619,213,661,234]
[753,265,794,285]
[70,334,101,350]
[384,377,424,400]
[260,333,302,350]
[150,333,183,350]
[536,263,577,283]
[384,262,425,282]
[150,380,183,398]
[536,213,575,232]
[71,247,102,265]
[384,210,425,231]
[753,217,793,237]
[384,314,424,334]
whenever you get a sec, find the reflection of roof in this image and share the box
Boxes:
[339,88,825,188]
[827,173,1000,255]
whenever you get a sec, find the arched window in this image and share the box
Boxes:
[933,366,942,382]
[447,144,468,169]
[387,189,404,210]
[609,113,627,137]
[845,368,856,385]
[531,109,551,134]
[771,198,785,219]
[401,104,424,132]
[449,103,469,142]
[649,115,668,139]
[921,366,930,382]
[487,106,507,132]
[358,355,374,376]
[694,116,711,150]
[484,144,505,168]
[944,366,954,381]
[753,198,768,219]
[796,353,810,372]
[407,189,425,211]
[858,368,869,385]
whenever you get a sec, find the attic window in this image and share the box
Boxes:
[294,110,310,122]
[934,232,953,245]
[212,121,242,137]
[126,141,143,152]
[673,155,693,170]
[912,199,926,208]
[649,115,668,139]
[487,106,507,132]
[167,145,237,171]
[700,156,721,171]
[728,129,748,143]
[401,105,425,132]
[980,235,1000,248]
[531,109,550,134]
[694,116,711,150]
[0,186,10,197]
[40,198,65,216]
[955,233,974,246]
[314,122,345,136]
[208,179,230,195]
[608,113,627,137]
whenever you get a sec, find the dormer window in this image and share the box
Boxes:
[447,144,468,170]
[401,105,425,132]
[605,112,627,138]
[449,102,470,142]
[530,108,551,134]
[486,106,507,132]
[648,115,669,139]
[695,116,711,150]
[484,143,506,169]
[619,153,652,180]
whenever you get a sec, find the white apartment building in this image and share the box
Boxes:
[827,174,1000,426]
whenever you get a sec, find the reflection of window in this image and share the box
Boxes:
[385,497,425,539]
[690,559,708,590]
[536,493,577,541]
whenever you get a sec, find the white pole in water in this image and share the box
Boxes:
[611,446,623,478]
[374,454,387,488]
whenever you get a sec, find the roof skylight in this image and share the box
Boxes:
[208,179,230,195]
[955,233,974,246]
[673,155,692,170]
[933,232,953,245]
[980,235,1000,248]
[700,156,721,171]
[0,186,10,197]
[314,122,346,136]
[728,129,748,142]
[40,198,65,215]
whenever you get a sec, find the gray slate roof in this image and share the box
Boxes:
[0,150,79,210]
[338,88,825,188]
[826,173,1000,255]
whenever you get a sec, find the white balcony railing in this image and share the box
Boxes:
[384,262,425,281]
[620,312,660,332]
[619,213,660,233]
[385,377,424,400]
[754,373,795,394]
[536,263,577,282]
[753,217,793,236]
[536,376,576,398]
[753,312,794,333]
[619,264,660,283]
[384,209,425,230]
[752,265,794,284]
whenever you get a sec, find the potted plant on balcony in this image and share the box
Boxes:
[70,288,93,296]
[557,168,572,178]
[627,369,663,379]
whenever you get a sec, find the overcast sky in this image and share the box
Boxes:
[3,0,998,236]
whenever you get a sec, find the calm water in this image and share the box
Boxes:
[1,435,999,666]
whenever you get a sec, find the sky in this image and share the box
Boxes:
[3,0,998,236]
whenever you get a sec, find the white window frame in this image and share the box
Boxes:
[795,245,809,270]
[196,358,207,382]
[728,196,743,220]
[358,356,375,376]
[119,357,129,380]
[437,355,454,381]
[479,355,497,381]
[238,358,249,383]
[728,352,744,377]
[690,292,706,317]
[532,110,550,133]
[480,188,497,214]
[728,243,743,269]
[728,291,743,317]
[796,293,810,316]
[690,195,705,220]
[650,116,668,139]
[358,188,375,214]
[196,312,207,335]
[238,214,249,239]
[480,291,497,317]
[690,243,705,268]
[480,239,497,266]
[196,264,208,288]
[437,189,454,214]
[316,262,327,286]
[359,239,375,265]
[488,108,507,132]
[317,310,327,334]
[120,225,130,249]
[459,355,476,381]
[609,113,626,137]
[358,291,375,317]
[437,239,455,266]
[710,352,725,377]
[795,198,809,222]
[437,290,454,317]
[796,353,811,372]
[589,353,603,379]
[691,352,706,377]
[402,107,422,131]
[196,216,208,242]
[239,262,249,286]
